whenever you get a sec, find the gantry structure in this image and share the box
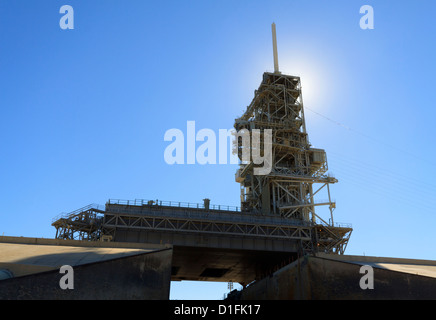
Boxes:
[51,24,352,284]
[234,72,336,221]
[232,70,349,253]
[233,23,350,252]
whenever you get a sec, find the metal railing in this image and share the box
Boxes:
[314,218,352,229]
[51,199,350,229]
[107,199,241,212]
[332,222,353,228]
[104,202,311,228]
[51,203,105,223]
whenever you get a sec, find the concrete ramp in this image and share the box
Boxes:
[0,236,172,300]
[230,253,436,300]
[317,253,436,279]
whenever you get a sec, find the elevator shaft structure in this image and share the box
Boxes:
[234,72,336,224]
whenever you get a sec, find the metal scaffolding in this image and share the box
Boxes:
[232,24,351,253]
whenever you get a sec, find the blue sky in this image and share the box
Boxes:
[1,1,436,299]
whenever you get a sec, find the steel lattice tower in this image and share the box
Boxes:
[234,24,348,252]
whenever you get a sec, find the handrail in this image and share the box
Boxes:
[51,203,105,223]
[52,200,350,228]
[104,203,311,227]
[107,199,241,212]
[314,218,352,229]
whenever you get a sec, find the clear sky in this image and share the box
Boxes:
[1,1,436,299]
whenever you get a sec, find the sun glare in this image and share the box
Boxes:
[279,56,329,110]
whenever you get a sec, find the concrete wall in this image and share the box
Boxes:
[234,255,436,300]
[0,248,172,300]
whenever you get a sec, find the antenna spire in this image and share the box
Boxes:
[271,23,280,74]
